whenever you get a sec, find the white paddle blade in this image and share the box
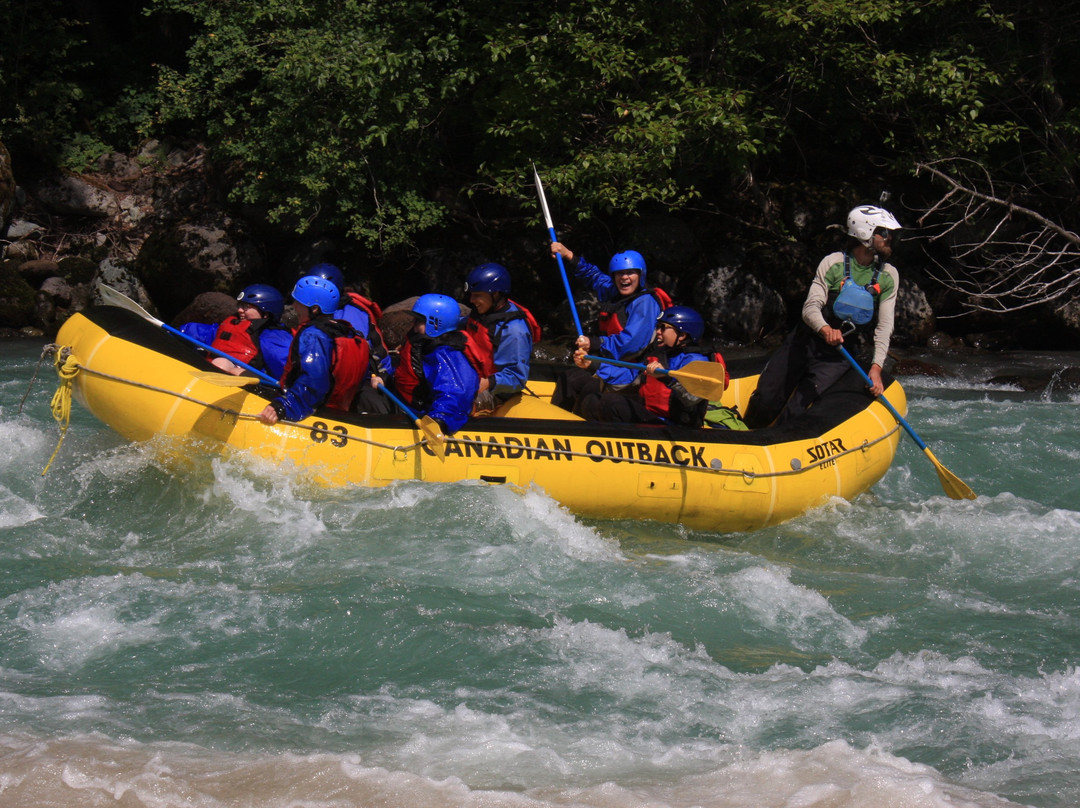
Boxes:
[532,163,555,231]
[98,284,163,326]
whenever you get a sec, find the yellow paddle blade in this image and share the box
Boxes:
[189,371,262,387]
[924,447,977,500]
[666,360,728,400]
[418,415,447,459]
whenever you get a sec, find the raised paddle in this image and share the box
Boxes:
[372,380,447,459]
[99,284,282,387]
[583,355,728,401]
[532,163,584,338]
[837,344,976,500]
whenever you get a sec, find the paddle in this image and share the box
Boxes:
[532,163,584,338]
[189,370,270,388]
[837,344,976,500]
[99,284,282,387]
[372,380,447,459]
[583,355,728,400]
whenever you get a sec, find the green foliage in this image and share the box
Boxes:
[152,0,480,249]
[0,0,91,165]
[0,0,163,172]
[147,0,1080,251]
[479,0,778,222]
[6,0,1076,251]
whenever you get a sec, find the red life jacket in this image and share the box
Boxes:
[343,291,389,363]
[462,300,541,379]
[598,287,672,336]
[639,347,728,418]
[394,335,423,404]
[281,317,370,412]
[210,317,267,367]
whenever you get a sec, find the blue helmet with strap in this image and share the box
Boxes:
[657,306,704,344]
[236,284,285,319]
[291,275,340,313]
[412,293,461,337]
[306,262,345,293]
[464,263,512,294]
[608,250,647,287]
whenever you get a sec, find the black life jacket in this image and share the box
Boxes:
[463,300,541,378]
[394,330,472,408]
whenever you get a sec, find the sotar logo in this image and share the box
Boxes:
[807,437,847,467]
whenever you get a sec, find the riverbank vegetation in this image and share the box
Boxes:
[2,0,1078,332]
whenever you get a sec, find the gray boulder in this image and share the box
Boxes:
[0,140,13,233]
[695,263,787,344]
[33,172,120,218]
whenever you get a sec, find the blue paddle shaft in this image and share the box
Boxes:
[837,345,928,451]
[583,354,672,377]
[162,322,281,387]
[532,165,584,337]
[550,229,584,338]
[375,382,423,423]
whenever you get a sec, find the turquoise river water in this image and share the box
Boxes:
[2,339,1079,808]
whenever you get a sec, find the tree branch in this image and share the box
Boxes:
[914,158,1080,314]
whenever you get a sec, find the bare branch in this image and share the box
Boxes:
[914,158,1080,314]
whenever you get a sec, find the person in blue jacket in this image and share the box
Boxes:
[462,262,539,411]
[179,284,292,378]
[303,261,396,414]
[258,275,367,425]
[381,293,478,435]
[549,242,665,418]
[584,306,717,427]
[303,262,383,345]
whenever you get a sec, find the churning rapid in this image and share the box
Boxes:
[2,340,1078,808]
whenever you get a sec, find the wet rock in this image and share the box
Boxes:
[0,140,13,233]
[894,276,936,345]
[136,216,260,317]
[33,172,120,218]
[172,291,237,327]
[964,330,1020,351]
[58,255,98,284]
[35,276,77,332]
[695,262,787,343]
[95,257,154,313]
[3,239,37,262]
[985,367,1080,392]
[17,259,61,285]
[926,331,958,350]
[95,152,143,184]
[0,262,37,328]
[5,219,43,240]
[891,357,949,378]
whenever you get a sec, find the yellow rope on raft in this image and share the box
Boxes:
[42,347,80,476]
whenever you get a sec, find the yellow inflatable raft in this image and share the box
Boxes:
[50,305,905,532]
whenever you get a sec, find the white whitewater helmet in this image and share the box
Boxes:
[846,205,901,247]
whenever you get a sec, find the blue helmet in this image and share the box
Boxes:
[464,263,511,294]
[306,262,345,293]
[608,250,647,286]
[291,275,340,313]
[236,284,285,318]
[412,293,461,337]
[658,306,705,344]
